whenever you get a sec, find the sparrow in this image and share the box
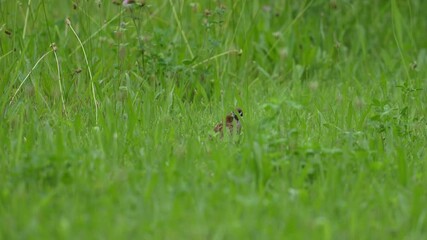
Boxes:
[214,108,243,137]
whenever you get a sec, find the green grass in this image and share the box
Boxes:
[1,0,427,239]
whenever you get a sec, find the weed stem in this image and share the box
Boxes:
[9,48,53,106]
[66,18,99,125]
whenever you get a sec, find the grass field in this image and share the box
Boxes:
[1,0,427,239]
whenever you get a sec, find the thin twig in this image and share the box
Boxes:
[0,49,15,61]
[129,7,145,75]
[51,43,67,116]
[9,49,53,106]
[168,0,194,58]
[66,18,99,125]
[68,10,125,57]
[22,0,32,39]
[191,49,242,69]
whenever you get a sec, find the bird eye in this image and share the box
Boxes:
[237,108,243,117]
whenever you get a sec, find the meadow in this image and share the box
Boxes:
[1,0,427,239]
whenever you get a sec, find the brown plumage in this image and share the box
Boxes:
[214,108,243,137]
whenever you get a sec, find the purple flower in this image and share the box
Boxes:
[123,0,135,6]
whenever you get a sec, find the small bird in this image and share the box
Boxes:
[214,108,243,137]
